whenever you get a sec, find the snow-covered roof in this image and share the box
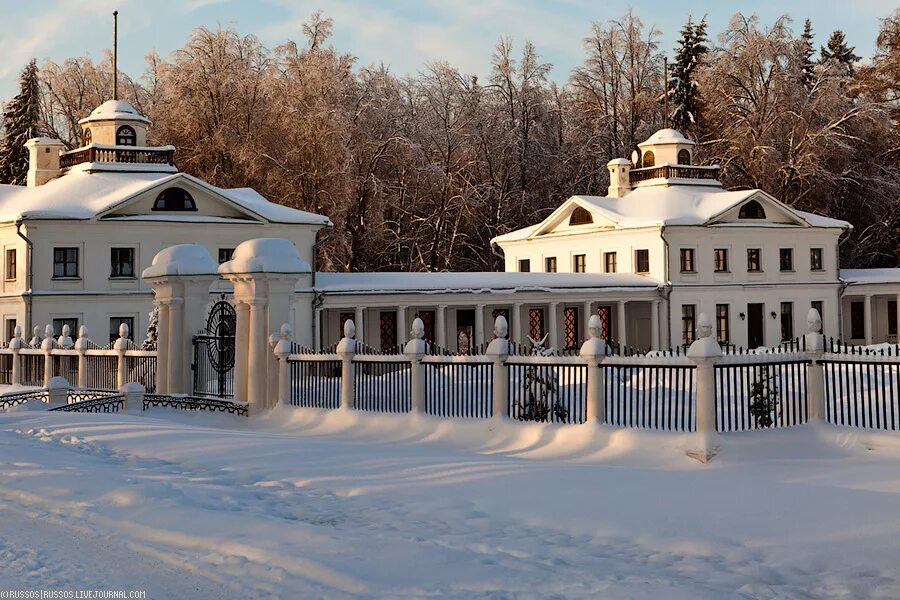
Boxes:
[0,171,331,226]
[841,268,900,285]
[492,185,850,244]
[311,272,660,295]
[639,128,694,147]
[78,100,151,125]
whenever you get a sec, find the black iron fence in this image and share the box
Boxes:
[20,351,43,386]
[143,393,248,416]
[50,390,125,413]
[507,360,587,424]
[822,358,899,430]
[288,359,341,408]
[125,354,157,393]
[601,362,696,431]
[0,353,11,385]
[192,334,234,399]
[0,388,49,411]
[353,359,411,413]
[714,359,809,431]
[83,353,117,389]
[424,360,492,418]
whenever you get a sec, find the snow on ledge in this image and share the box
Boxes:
[218,238,311,275]
[142,244,218,278]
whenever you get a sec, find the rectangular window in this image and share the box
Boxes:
[716,304,730,344]
[810,248,823,271]
[563,307,579,350]
[518,259,530,273]
[635,249,649,273]
[714,248,729,272]
[811,300,824,324]
[53,247,79,278]
[680,248,695,272]
[850,301,864,339]
[529,308,545,340]
[780,302,794,341]
[604,252,617,273]
[780,248,794,272]
[109,317,134,343]
[889,300,897,336]
[110,247,135,278]
[573,254,586,273]
[379,311,397,353]
[52,318,78,339]
[747,248,762,272]
[5,318,15,342]
[218,248,235,264]
[5,249,15,281]
[544,256,557,273]
[682,305,696,346]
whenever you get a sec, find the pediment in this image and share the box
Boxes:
[530,197,618,238]
[707,191,807,227]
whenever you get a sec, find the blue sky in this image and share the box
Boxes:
[0,0,896,101]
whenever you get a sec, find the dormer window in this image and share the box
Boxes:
[116,125,136,146]
[153,187,197,211]
[569,206,593,226]
[677,149,691,165]
[738,200,766,219]
[642,151,655,167]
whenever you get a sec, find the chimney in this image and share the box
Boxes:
[25,137,65,187]
[607,158,632,198]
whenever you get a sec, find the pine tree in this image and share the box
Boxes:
[798,19,817,88]
[668,16,708,133]
[0,60,41,185]
[820,30,861,74]
[142,307,158,350]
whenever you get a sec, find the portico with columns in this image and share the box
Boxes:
[840,270,900,345]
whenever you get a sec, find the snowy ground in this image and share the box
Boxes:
[1,402,899,598]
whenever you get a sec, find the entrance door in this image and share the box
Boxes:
[747,303,764,349]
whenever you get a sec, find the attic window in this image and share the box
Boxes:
[738,200,766,219]
[153,187,197,211]
[569,206,593,226]
[642,151,655,167]
[677,149,691,165]
[116,125,136,146]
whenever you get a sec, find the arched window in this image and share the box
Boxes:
[642,151,655,167]
[738,200,766,219]
[569,206,593,226]
[116,125,136,146]
[82,128,92,146]
[153,187,197,211]
[677,149,691,165]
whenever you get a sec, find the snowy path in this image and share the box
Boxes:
[1,407,899,598]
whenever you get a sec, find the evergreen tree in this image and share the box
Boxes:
[668,16,708,133]
[142,307,158,350]
[798,19,817,88]
[0,59,40,185]
[820,30,861,74]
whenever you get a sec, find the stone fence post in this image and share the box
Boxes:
[336,319,356,410]
[47,376,69,408]
[404,317,427,414]
[41,324,55,388]
[9,325,23,386]
[120,382,145,412]
[804,308,826,422]
[486,316,510,419]
[273,323,293,407]
[580,314,608,424]
[114,323,130,389]
[75,326,90,389]
[687,313,723,463]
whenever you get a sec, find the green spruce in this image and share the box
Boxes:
[0,59,41,185]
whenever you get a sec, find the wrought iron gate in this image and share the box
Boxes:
[192,298,236,399]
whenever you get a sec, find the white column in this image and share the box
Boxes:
[616,300,627,348]
[233,301,249,401]
[354,306,365,345]
[396,305,407,348]
[436,305,447,348]
[156,302,170,394]
[650,300,660,351]
[896,295,900,342]
[247,299,267,411]
[314,308,323,351]
[166,298,184,393]
[582,301,593,339]
[548,301,560,349]
[864,294,873,345]
[512,303,523,344]
[475,303,486,346]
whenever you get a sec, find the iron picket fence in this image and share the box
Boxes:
[423,358,492,418]
[353,357,411,413]
[125,353,157,393]
[601,362,696,431]
[288,357,341,408]
[822,358,900,430]
[20,350,44,386]
[714,358,809,431]
[192,334,234,399]
[52,352,79,385]
[0,352,11,385]
[507,358,587,424]
[83,352,118,390]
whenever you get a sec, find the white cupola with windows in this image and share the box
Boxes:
[78,100,151,147]
[627,128,720,189]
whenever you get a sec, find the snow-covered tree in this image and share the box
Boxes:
[142,307,158,350]
[820,30,860,74]
[0,60,41,185]
[797,19,817,89]
[748,366,779,427]
[668,16,708,133]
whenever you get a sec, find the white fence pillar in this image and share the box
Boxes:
[687,313,723,463]
[805,308,826,422]
[75,326,89,389]
[114,323,130,390]
[10,325,23,386]
[405,317,427,414]
[247,298,268,411]
[273,324,293,407]
[486,316,510,419]
[156,301,170,394]
[41,324,54,388]
[120,382,145,412]
[336,319,356,409]
[581,315,608,424]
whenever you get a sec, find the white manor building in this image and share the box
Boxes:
[2,99,898,352]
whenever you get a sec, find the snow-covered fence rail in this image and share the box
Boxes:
[821,354,900,430]
[50,389,126,413]
[0,388,49,411]
[423,356,492,418]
